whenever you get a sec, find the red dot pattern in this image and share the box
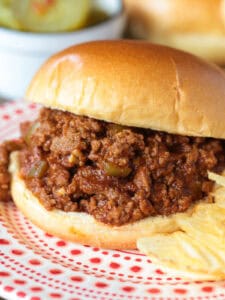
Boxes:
[122,286,135,292]
[202,286,214,293]
[174,288,187,294]
[17,291,26,297]
[0,238,10,245]
[29,259,42,266]
[147,288,160,294]
[11,249,24,256]
[130,266,142,273]
[49,269,63,275]
[56,240,67,247]
[70,276,84,282]
[49,293,62,298]
[0,102,225,300]
[70,249,82,255]
[2,114,10,120]
[30,287,43,292]
[95,282,108,288]
[109,262,121,269]
[15,109,23,114]
[90,257,101,264]
[0,272,10,277]
[14,279,26,285]
[4,286,14,292]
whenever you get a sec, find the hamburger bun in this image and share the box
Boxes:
[124,0,225,64]
[10,40,225,249]
[26,40,225,139]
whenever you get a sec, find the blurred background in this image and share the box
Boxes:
[0,0,224,100]
[124,0,225,64]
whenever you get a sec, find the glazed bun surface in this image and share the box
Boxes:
[124,0,225,64]
[26,40,225,139]
[10,152,178,249]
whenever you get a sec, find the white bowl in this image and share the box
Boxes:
[0,0,125,100]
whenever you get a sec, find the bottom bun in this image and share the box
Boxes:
[9,152,179,249]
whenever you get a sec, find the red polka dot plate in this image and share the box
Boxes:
[1,102,225,300]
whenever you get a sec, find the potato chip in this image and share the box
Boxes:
[137,173,225,280]
[176,203,225,238]
[137,230,225,280]
[208,171,225,188]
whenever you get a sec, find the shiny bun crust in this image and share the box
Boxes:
[26,40,225,139]
[10,152,178,249]
[124,0,225,64]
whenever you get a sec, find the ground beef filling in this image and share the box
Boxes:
[1,108,225,225]
[0,140,24,201]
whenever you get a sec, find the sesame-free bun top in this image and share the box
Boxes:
[26,40,225,139]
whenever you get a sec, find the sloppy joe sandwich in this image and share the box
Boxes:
[1,40,225,253]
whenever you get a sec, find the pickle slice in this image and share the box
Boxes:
[12,0,90,32]
[27,160,48,178]
[0,0,22,29]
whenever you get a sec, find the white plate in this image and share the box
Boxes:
[0,102,225,300]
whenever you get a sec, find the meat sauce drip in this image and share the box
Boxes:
[1,108,225,226]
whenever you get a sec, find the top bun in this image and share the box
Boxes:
[26,40,225,139]
[124,0,225,64]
